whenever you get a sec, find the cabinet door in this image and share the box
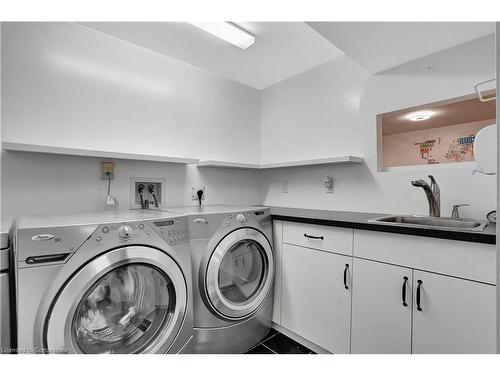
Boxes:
[281,243,352,353]
[351,258,412,354]
[412,270,496,354]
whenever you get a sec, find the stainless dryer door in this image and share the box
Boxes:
[45,246,187,354]
[205,228,274,320]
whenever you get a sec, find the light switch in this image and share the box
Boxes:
[282,182,288,193]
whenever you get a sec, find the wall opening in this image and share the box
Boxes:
[378,93,496,170]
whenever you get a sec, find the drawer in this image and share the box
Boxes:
[354,230,496,284]
[283,221,353,256]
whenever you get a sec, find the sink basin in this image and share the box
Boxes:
[368,215,489,232]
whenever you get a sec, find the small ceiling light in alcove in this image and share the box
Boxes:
[189,22,255,50]
[406,111,435,122]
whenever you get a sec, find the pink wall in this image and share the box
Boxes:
[383,120,495,168]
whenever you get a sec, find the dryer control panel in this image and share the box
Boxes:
[224,209,272,229]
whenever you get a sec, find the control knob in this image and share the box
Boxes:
[236,214,246,224]
[118,225,133,240]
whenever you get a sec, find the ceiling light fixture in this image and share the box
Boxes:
[189,22,255,50]
[406,111,435,122]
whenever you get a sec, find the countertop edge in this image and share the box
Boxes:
[271,213,496,245]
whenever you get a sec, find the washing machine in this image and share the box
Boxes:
[167,205,274,353]
[13,210,193,354]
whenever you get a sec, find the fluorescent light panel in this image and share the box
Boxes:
[190,22,255,50]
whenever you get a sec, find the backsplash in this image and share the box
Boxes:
[0,151,262,219]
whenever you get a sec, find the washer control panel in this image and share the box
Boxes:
[95,221,153,244]
[118,225,133,240]
[93,219,189,247]
[151,218,190,246]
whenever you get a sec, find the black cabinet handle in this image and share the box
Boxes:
[416,280,423,311]
[304,234,324,240]
[343,264,349,290]
[401,276,408,307]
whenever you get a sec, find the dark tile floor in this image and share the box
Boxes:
[246,328,316,354]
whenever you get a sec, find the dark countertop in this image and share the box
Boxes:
[270,206,496,245]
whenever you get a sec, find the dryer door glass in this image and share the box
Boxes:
[72,264,176,354]
[218,239,266,304]
[205,228,274,320]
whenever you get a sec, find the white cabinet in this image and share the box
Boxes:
[281,243,352,353]
[351,258,497,354]
[351,258,413,354]
[273,221,496,354]
[412,270,496,354]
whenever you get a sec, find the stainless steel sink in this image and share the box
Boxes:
[368,215,489,232]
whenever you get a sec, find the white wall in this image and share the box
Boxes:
[0,23,497,221]
[260,35,497,218]
[1,150,262,218]
[1,22,261,164]
[1,22,263,219]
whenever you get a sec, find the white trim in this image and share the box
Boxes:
[381,161,477,173]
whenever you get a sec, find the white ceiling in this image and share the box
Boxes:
[81,22,344,89]
[307,22,495,74]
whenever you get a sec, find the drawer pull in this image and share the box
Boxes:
[416,280,423,311]
[402,276,408,307]
[343,264,349,289]
[304,234,324,240]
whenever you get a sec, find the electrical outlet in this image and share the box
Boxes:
[282,182,288,193]
[101,161,115,180]
[324,176,334,193]
[192,186,206,201]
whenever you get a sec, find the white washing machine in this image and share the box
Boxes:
[167,205,274,353]
[13,210,193,354]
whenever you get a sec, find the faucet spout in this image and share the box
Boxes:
[411,176,441,217]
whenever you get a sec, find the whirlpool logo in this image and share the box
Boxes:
[31,233,55,241]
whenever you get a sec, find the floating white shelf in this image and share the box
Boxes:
[196,160,261,169]
[260,156,364,169]
[197,156,364,170]
[2,142,200,165]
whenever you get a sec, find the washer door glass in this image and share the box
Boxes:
[218,239,265,304]
[72,264,175,354]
